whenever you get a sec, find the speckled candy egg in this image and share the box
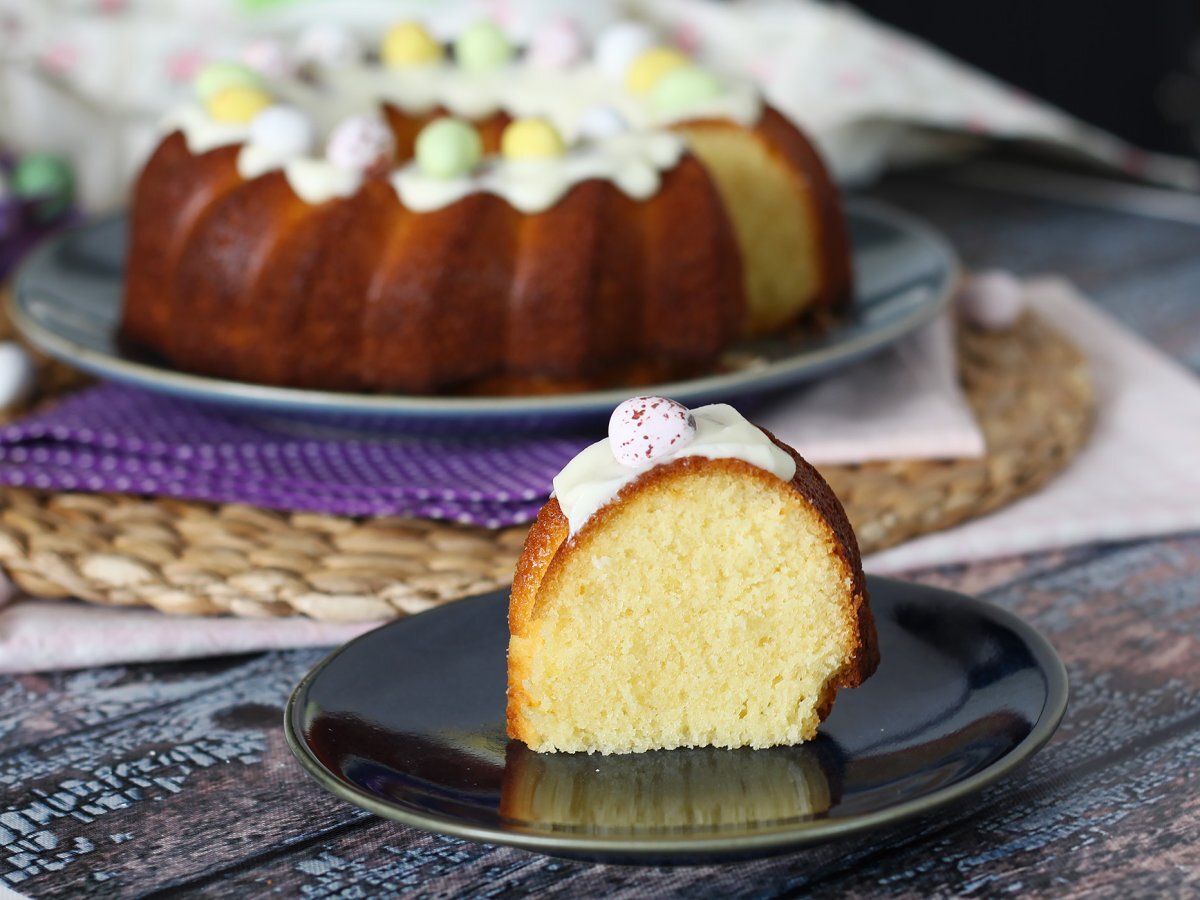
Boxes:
[958,270,1025,331]
[609,396,697,467]
[651,65,723,114]
[501,118,566,161]
[208,86,273,125]
[250,105,316,157]
[194,61,264,104]
[455,21,514,72]
[527,17,587,69]
[241,38,295,80]
[626,46,690,94]
[11,153,74,220]
[326,115,395,173]
[415,118,483,178]
[295,23,360,68]
[382,21,443,68]
[594,21,657,79]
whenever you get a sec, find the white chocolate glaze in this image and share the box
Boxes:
[163,47,761,212]
[553,404,797,536]
[392,131,684,214]
[282,158,362,204]
[166,105,251,155]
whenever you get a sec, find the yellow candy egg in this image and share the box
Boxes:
[382,21,443,67]
[500,118,567,161]
[208,86,273,124]
[625,47,689,94]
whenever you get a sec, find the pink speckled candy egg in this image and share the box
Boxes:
[958,270,1025,331]
[609,396,697,467]
[241,38,295,80]
[326,114,395,173]
[527,17,587,69]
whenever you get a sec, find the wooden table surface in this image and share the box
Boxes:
[1,159,1199,898]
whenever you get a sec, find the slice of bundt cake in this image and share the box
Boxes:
[506,397,879,755]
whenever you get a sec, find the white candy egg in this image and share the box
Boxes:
[594,21,657,79]
[576,105,629,140]
[249,106,316,158]
[0,342,37,410]
[295,23,360,68]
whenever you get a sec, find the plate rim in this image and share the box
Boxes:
[283,575,1069,860]
[10,199,959,422]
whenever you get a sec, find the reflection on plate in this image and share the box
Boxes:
[501,739,837,831]
[285,576,1068,864]
[11,200,956,432]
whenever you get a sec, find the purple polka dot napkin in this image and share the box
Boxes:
[0,384,591,527]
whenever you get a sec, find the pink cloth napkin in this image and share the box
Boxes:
[2,277,1198,673]
[761,313,986,464]
[0,578,377,674]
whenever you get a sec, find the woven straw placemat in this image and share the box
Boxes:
[0,306,1092,620]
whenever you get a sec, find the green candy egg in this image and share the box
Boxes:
[651,65,724,115]
[11,153,74,220]
[194,61,265,104]
[454,21,513,72]
[415,118,483,179]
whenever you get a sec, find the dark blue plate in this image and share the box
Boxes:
[10,201,956,432]
[285,576,1067,864]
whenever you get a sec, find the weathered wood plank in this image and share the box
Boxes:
[0,649,377,897]
[121,534,1200,898]
[0,653,287,756]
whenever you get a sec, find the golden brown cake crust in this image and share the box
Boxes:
[121,135,746,395]
[121,101,848,395]
[506,428,880,743]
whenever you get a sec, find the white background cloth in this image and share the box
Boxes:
[1,0,1196,212]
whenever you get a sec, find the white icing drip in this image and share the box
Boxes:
[553,404,797,536]
[237,143,291,179]
[165,105,251,154]
[282,158,362,204]
[163,59,761,211]
[392,131,684,214]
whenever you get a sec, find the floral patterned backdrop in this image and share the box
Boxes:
[1,0,1195,211]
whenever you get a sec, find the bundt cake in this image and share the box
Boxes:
[506,397,879,755]
[121,19,851,395]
